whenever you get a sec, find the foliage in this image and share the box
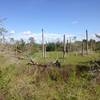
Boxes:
[95,34,100,38]
[15,39,26,52]
[0,46,100,100]
[0,19,7,35]
[95,41,100,51]
[0,19,7,44]
[46,42,55,51]
[28,37,35,45]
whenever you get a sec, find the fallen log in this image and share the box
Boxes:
[27,59,61,68]
[27,59,48,68]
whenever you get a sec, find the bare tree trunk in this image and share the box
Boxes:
[15,43,17,57]
[67,39,69,54]
[55,42,58,60]
[44,43,47,58]
[82,40,84,56]
[90,40,93,52]
[63,34,66,58]
[93,41,96,51]
[42,29,45,58]
[69,37,71,52]
[86,30,88,55]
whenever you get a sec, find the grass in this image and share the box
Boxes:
[31,51,100,65]
[0,51,100,100]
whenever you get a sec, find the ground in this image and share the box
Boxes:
[0,49,100,100]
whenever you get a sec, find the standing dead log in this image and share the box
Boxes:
[15,43,17,56]
[86,29,88,55]
[82,40,84,56]
[66,39,69,54]
[42,29,45,58]
[44,44,47,58]
[63,34,66,58]
[69,37,71,52]
[90,40,92,52]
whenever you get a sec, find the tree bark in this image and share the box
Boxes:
[42,29,45,58]
[63,34,66,58]
[86,30,88,55]
[82,40,84,56]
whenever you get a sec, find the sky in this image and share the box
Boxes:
[0,0,100,42]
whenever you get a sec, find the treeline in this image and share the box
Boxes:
[0,19,100,55]
[46,39,100,52]
[7,38,100,54]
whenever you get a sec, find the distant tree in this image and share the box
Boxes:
[10,38,14,44]
[0,27,7,36]
[63,34,66,58]
[56,40,63,51]
[95,34,100,39]
[86,30,88,54]
[95,34,100,51]
[95,41,100,51]
[16,39,26,52]
[29,37,35,45]
[28,37,40,54]
[20,39,25,50]
[72,36,77,53]
[73,36,77,40]
[66,39,69,53]
[0,18,7,43]
[81,40,84,56]
[89,39,96,51]
[46,43,55,51]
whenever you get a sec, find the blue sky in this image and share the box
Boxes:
[0,0,100,42]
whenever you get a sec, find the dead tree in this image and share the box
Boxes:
[44,43,47,58]
[63,34,66,58]
[66,39,69,54]
[93,41,96,51]
[69,37,71,52]
[82,40,84,56]
[90,39,93,52]
[42,29,45,58]
[86,29,88,55]
[15,41,18,57]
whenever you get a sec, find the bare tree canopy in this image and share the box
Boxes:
[29,37,35,44]
[95,34,100,38]
[0,18,7,36]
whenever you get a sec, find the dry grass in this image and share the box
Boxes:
[0,50,100,100]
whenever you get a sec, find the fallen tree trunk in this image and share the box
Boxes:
[27,59,61,68]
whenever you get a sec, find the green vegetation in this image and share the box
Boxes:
[32,51,100,65]
[0,19,100,99]
[0,49,100,100]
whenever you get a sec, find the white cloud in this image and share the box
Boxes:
[10,30,15,34]
[12,31,99,43]
[75,32,100,41]
[95,33,100,41]
[44,33,63,43]
[30,33,75,43]
[22,31,33,36]
[21,32,64,43]
[20,31,78,43]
